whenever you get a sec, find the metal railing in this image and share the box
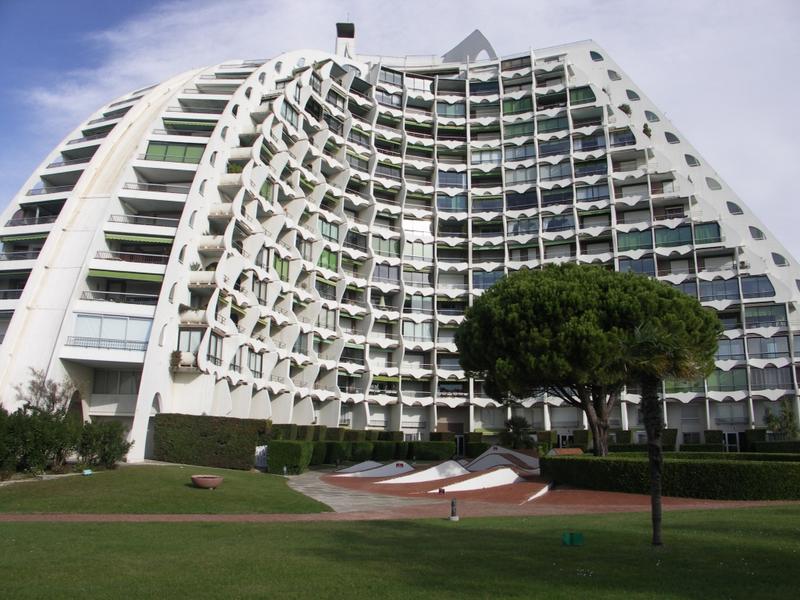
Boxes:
[66,336,147,351]
[137,153,201,164]
[0,289,23,300]
[165,105,225,114]
[0,250,41,261]
[5,214,58,227]
[66,132,108,145]
[95,250,170,264]
[108,214,179,227]
[80,290,159,305]
[26,185,74,196]
[46,156,91,168]
[123,182,191,194]
[152,128,213,137]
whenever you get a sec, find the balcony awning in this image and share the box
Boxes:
[507,242,539,249]
[162,119,216,128]
[372,375,399,383]
[87,269,163,283]
[230,304,246,315]
[343,342,364,350]
[0,233,48,242]
[105,233,174,244]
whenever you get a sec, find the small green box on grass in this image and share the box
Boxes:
[562,532,584,546]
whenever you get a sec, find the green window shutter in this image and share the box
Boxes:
[145,142,167,160]
[87,269,164,283]
[184,145,204,163]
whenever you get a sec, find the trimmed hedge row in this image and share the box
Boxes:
[680,444,725,452]
[411,441,456,461]
[466,442,491,458]
[541,455,800,500]
[152,414,269,470]
[753,441,800,453]
[429,432,455,442]
[267,440,313,474]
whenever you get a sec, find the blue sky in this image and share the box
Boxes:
[1,0,799,256]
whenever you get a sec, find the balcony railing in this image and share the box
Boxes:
[80,290,159,305]
[0,289,23,300]
[66,336,147,351]
[26,185,74,196]
[165,105,225,114]
[108,214,180,227]
[137,154,202,164]
[95,250,170,264]
[66,132,108,145]
[5,215,58,227]
[152,128,214,137]
[123,182,191,194]
[0,250,41,261]
[46,156,91,168]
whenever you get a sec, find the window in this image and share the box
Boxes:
[248,350,264,378]
[318,220,339,242]
[379,69,402,86]
[741,275,774,299]
[747,336,789,359]
[144,142,204,163]
[316,307,336,330]
[694,222,721,244]
[311,73,322,93]
[505,144,535,161]
[375,89,402,107]
[403,241,433,261]
[574,135,606,151]
[504,121,535,137]
[607,69,621,81]
[664,132,679,144]
[471,149,501,164]
[505,166,536,185]
[74,314,152,347]
[538,139,570,157]
[508,190,540,209]
[373,263,399,282]
[772,252,789,267]
[618,230,652,251]
[206,332,222,366]
[619,256,655,276]
[403,269,431,287]
[539,162,571,181]
[316,280,335,300]
[749,226,765,240]
[273,255,290,281]
[348,128,369,146]
[371,237,399,257]
[93,369,141,395]
[655,226,691,247]
[684,154,700,167]
[626,89,640,101]
[645,110,659,122]
[346,154,369,172]
[404,294,433,313]
[707,368,747,391]
[402,320,432,341]
[318,249,338,271]
[436,193,467,212]
[543,214,575,231]
[436,102,466,117]
[252,279,269,304]
[375,163,400,179]
[706,177,722,191]
[569,86,596,105]
[326,90,345,110]
[745,305,787,328]
[750,366,793,390]
[473,270,504,289]
[726,202,743,215]
[472,197,503,212]
[574,160,607,177]
[280,102,299,128]
[438,171,466,188]
[502,97,533,114]
[537,116,568,133]
[576,183,609,201]
[699,278,738,301]
[508,217,538,235]
[670,280,697,296]
[589,51,603,61]
[716,339,745,360]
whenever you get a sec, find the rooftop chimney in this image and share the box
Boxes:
[335,22,355,59]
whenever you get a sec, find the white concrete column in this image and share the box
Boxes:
[662,400,668,427]
[543,403,551,431]
[746,396,755,428]
[581,410,589,429]
[704,398,712,430]
[620,401,629,430]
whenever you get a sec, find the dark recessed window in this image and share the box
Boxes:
[684,154,700,167]
[607,70,621,81]
[590,51,603,62]
[749,226,765,240]
[772,252,789,267]
[665,132,679,144]
[626,89,640,101]
[645,110,659,122]
[706,177,722,190]
[726,202,743,215]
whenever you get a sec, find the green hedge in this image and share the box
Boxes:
[345,430,367,442]
[325,427,347,441]
[313,425,328,441]
[465,432,483,444]
[267,440,313,474]
[704,430,724,444]
[365,430,380,442]
[609,444,646,453]
[610,429,633,444]
[411,441,455,461]
[311,441,327,465]
[536,431,557,444]
[271,424,297,441]
[429,432,455,442]
[152,414,269,470]
[663,452,800,463]
[752,440,800,453]
[351,442,374,462]
[680,444,725,452]
[296,425,315,442]
[466,442,490,458]
[372,441,396,461]
[572,429,592,450]
[378,431,403,442]
[394,441,409,460]
[324,441,351,464]
[541,455,800,500]
[744,428,767,451]
[662,428,677,450]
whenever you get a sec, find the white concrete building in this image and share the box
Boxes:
[2,26,799,459]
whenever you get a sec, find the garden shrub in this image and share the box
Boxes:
[744,428,767,451]
[662,428,678,450]
[541,455,800,500]
[372,441,396,461]
[270,424,297,441]
[571,429,592,450]
[704,430,724,444]
[153,413,268,470]
[310,441,327,465]
[536,431,557,444]
[378,431,403,442]
[8,411,81,473]
[610,429,633,444]
[752,440,800,453]
[466,442,490,458]
[429,432,455,442]
[325,441,351,464]
[410,441,455,461]
[325,427,347,441]
[345,430,367,442]
[679,444,724,452]
[77,420,132,468]
[350,442,374,462]
[608,444,646,453]
[312,425,328,441]
[465,432,483,444]
[394,441,409,460]
[296,425,315,442]
[365,430,380,442]
[267,440,313,474]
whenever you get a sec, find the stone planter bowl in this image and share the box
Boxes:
[191,474,224,490]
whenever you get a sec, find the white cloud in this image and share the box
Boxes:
[3,0,800,256]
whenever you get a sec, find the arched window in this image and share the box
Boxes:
[189,210,198,228]
[232,104,239,116]
[607,69,621,81]
[244,87,252,99]
[169,282,177,302]
[178,245,187,263]
[665,132,679,144]
[726,202,743,215]
[749,226,765,240]
[274,61,282,73]
[258,73,265,84]
[626,89,640,101]
[706,177,722,191]
[221,126,229,141]
[209,151,217,167]
[772,252,789,267]
[645,110,659,122]
[590,51,603,61]
[199,180,207,196]
[684,154,700,167]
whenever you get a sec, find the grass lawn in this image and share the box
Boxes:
[0,465,329,514]
[1,506,798,599]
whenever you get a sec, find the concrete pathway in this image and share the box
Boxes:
[287,470,439,512]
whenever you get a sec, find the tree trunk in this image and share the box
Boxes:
[640,374,664,546]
